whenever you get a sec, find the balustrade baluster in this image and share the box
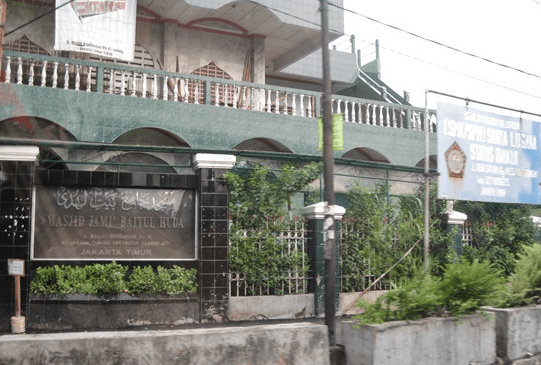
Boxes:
[259,88,264,112]
[75,65,80,91]
[163,76,168,100]
[120,72,125,95]
[152,74,157,99]
[363,103,369,124]
[194,82,200,104]
[392,108,398,128]
[224,85,229,107]
[266,89,271,113]
[63,63,69,89]
[16,57,22,84]
[5,56,11,83]
[86,66,92,92]
[28,61,34,86]
[352,102,358,123]
[284,92,288,115]
[300,94,305,117]
[214,83,220,106]
[250,87,255,110]
[344,100,350,121]
[233,86,239,109]
[385,107,390,127]
[379,105,384,126]
[370,104,376,125]
[307,96,312,117]
[52,62,58,88]
[140,73,146,97]
[292,93,297,116]
[41,61,47,87]
[108,70,114,94]
[173,77,179,101]
[241,86,247,109]
[183,79,189,103]
[275,90,280,114]
[131,72,137,96]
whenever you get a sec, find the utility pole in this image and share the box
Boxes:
[320,0,336,347]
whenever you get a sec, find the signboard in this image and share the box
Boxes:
[54,0,136,61]
[437,102,540,203]
[318,114,344,151]
[33,186,196,260]
[8,259,24,276]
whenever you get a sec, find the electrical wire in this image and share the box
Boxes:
[328,1,541,81]
[5,0,75,37]
[377,43,541,101]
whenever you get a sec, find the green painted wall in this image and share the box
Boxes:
[0,84,437,167]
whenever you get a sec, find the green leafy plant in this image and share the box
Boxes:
[502,243,541,307]
[225,162,321,295]
[31,262,197,296]
[438,260,505,316]
[340,182,426,292]
[356,269,442,324]
[354,261,504,325]
[457,201,538,276]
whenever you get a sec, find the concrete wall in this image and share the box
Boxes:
[341,314,496,365]
[0,323,330,365]
[229,291,388,321]
[488,305,541,362]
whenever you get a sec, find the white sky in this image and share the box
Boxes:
[337,0,541,118]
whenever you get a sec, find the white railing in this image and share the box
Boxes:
[1,51,436,132]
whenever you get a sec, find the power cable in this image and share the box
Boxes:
[5,0,75,37]
[329,1,541,81]
[376,43,541,101]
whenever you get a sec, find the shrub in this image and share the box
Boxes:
[31,262,197,296]
[354,261,504,324]
[438,260,504,316]
[502,243,541,307]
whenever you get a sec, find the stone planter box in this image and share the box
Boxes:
[28,294,199,331]
[341,314,496,365]
[487,305,541,363]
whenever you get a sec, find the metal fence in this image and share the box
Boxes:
[228,216,392,297]
[229,218,309,296]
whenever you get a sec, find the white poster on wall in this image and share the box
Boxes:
[54,0,136,61]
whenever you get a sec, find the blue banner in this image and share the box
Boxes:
[437,102,540,204]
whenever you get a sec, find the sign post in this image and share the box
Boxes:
[8,259,25,333]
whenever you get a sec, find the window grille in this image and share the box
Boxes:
[3,35,50,55]
[191,61,234,105]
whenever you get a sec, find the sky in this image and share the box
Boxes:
[335,0,541,119]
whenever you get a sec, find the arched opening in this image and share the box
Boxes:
[112,128,190,148]
[96,152,177,173]
[415,155,438,169]
[233,138,293,153]
[39,148,68,170]
[342,147,391,163]
[0,116,77,141]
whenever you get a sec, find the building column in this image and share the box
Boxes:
[303,202,345,317]
[0,146,39,333]
[444,201,467,256]
[193,153,236,322]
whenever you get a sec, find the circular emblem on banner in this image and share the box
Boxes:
[445,141,466,178]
